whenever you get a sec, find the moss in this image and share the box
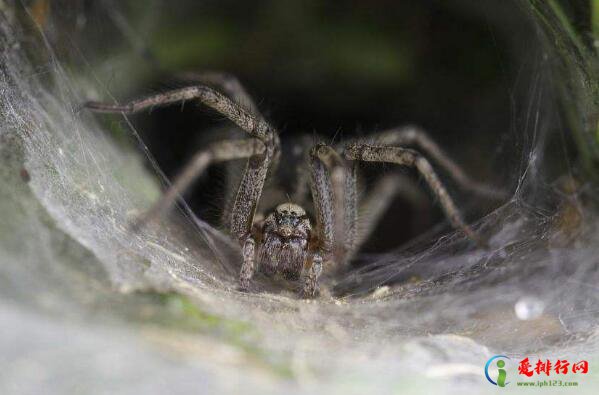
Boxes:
[138,292,294,379]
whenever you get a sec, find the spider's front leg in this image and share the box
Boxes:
[239,237,257,291]
[309,144,357,261]
[232,143,279,292]
[302,253,323,298]
[83,82,280,291]
[302,144,357,297]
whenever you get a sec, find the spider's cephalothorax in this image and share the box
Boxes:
[259,203,312,281]
[84,71,502,298]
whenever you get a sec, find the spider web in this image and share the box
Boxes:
[1,1,599,394]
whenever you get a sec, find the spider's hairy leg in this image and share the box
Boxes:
[84,85,274,142]
[165,72,281,229]
[173,73,285,210]
[356,126,507,199]
[345,162,358,257]
[309,144,357,265]
[84,83,280,231]
[345,143,488,248]
[133,138,265,229]
[230,149,274,239]
[239,237,257,291]
[302,253,323,298]
[84,82,281,292]
[175,71,260,116]
[232,141,280,291]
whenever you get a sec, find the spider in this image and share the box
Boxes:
[84,72,500,298]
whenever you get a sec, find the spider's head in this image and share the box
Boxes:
[266,203,311,240]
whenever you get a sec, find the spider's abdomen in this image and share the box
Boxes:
[258,203,312,281]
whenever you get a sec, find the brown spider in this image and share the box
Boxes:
[84,72,500,298]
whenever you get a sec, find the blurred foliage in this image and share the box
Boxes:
[527,0,599,179]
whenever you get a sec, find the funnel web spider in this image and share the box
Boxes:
[84,72,500,298]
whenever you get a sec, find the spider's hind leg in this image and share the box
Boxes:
[133,138,265,229]
[345,143,488,248]
[346,126,507,200]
